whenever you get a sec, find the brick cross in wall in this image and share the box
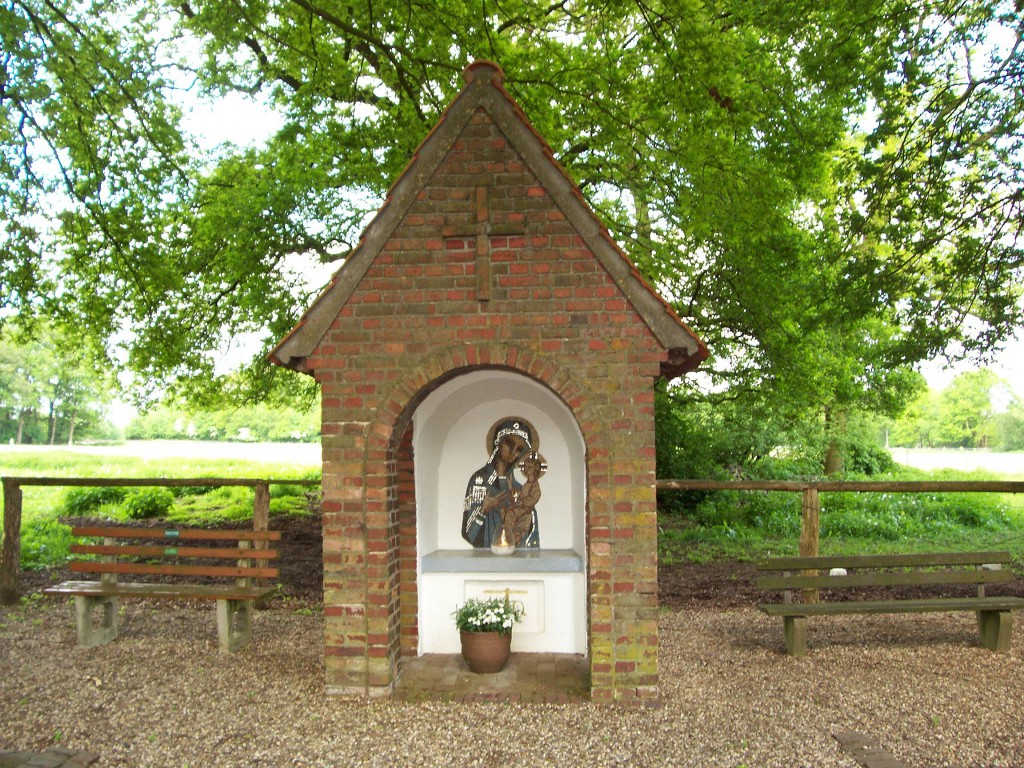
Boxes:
[449,186,526,302]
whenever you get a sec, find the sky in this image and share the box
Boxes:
[919,331,1024,403]
[181,91,285,148]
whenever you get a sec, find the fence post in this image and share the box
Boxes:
[253,482,270,534]
[799,487,820,604]
[252,482,272,608]
[1,479,23,605]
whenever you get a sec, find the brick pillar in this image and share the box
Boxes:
[320,408,371,695]
[397,423,418,656]
[587,375,662,705]
[364,436,400,694]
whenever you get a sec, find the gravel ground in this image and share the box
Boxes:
[2,600,1022,768]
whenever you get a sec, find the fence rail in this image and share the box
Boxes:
[657,479,1024,494]
[1,476,319,605]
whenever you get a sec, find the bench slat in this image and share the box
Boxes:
[43,580,276,601]
[758,551,1011,571]
[759,596,1024,617]
[71,543,278,560]
[70,562,279,579]
[71,526,281,541]
[757,568,1013,591]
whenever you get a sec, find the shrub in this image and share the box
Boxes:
[269,483,306,498]
[172,484,216,498]
[20,518,74,569]
[123,487,175,519]
[270,496,308,515]
[166,485,254,524]
[60,486,127,516]
[845,440,897,476]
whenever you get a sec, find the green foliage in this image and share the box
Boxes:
[165,486,251,524]
[842,431,897,476]
[3,445,320,568]
[2,0,1020,448]
[820,491,1016,541]
[171,484,216,498]
[935,369,1000,447]
[268,482,312,516]
[655,381,809,480]
[993,400,1024,450]
[0,321,117,444]
[890,389,941,448]
[655,381,898,480]
[123,488,175,519]
[60,485,128,517]
[2,446,319,557]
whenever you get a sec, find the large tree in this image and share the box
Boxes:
[3,0,1022,467]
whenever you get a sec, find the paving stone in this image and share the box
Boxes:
[0,751,99,768]
[834,731,907,768]
[393,652,589,703]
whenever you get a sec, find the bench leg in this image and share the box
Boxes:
[216,599,254,653]
[978,610,1013,652]
[73,595,118,648]
[783,616,807,657]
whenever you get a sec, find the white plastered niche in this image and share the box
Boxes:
[413,369,587,654]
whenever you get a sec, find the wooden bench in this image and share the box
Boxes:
[44,525,280,653]
[757,551,1024,656]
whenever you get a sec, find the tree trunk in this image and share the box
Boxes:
[67,408,77,446]
[823,439,844,476]
[48,402,57,445]
[823,408,847,476]
[16,411,26,444]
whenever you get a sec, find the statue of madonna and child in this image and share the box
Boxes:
[461,417,547,553]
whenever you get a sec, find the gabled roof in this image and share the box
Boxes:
[270,60,707,379]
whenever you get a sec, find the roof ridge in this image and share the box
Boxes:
[270,60,707,378]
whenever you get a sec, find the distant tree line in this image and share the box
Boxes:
[4,318,1015,454]
[656,367,1022,483]
[1,323,319,445]
[889,369,1024,451]
[126,404,319,443]
[0,322,117,445]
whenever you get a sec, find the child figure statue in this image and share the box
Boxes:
[503,452,546,546]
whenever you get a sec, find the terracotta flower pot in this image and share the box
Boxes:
[460,630,512,673]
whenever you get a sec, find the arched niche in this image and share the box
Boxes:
[413,368,587,654]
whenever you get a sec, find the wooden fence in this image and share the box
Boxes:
[4,475,1023,606]
[1,476,320,605]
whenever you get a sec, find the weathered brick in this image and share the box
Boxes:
[272,65,711,704]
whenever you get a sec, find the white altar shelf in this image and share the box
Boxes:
[420,549,584,574]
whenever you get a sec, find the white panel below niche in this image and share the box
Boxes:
[418,571,585,654]
[464,579,544,634]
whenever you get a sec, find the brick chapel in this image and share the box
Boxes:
[270,60,707,704]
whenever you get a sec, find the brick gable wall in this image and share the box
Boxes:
[310,108,665,703]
